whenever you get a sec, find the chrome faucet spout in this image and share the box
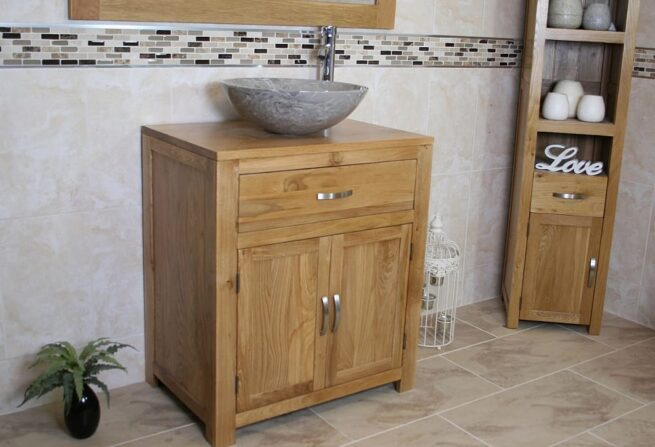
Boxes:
[319,25,337,81]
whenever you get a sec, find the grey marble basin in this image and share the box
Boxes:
[222,78,368,135]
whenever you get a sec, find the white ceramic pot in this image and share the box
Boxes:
[583,3,612,30]
[577,95,605,122]
[542,92,569,121]
[553,80,585,118]
[548,0,583,29]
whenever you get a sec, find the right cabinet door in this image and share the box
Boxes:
[326,225,411,387]
[521,213,603,324]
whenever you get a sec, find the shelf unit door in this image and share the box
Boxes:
[236,238,329,412]
[326,225,411,387]
[521,214,603,325]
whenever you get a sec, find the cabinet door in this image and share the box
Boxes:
[521,213,603,325]
[236,238,329,412]
[326,225,411,387]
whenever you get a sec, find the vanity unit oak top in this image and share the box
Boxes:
[142,119,433,161]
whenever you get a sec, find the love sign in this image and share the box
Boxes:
[535,144,604,176]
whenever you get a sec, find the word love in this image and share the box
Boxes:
[535,145,604,176]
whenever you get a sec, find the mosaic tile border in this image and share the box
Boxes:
[633,47,655,79]
[0,24,521,68]
[0,23,651,79]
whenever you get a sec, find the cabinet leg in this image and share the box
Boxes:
[588,321,601,336]
[205,421,235,447]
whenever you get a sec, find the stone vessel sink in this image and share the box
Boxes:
[222,78,368,135]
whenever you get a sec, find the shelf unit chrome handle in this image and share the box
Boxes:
[332,294,341,333]
[320,296,329,336]
[317,190,353,200]
[588,257,598,288]
[553,192,586,200]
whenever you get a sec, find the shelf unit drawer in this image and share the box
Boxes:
[238,159,417,232]
[531,171,607,217]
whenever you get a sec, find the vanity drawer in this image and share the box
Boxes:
[238,160,417,231]
[531,171,607,217]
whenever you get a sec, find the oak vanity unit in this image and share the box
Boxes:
[141,120,433,447]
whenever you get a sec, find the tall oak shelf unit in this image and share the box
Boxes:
[503,0,640,334]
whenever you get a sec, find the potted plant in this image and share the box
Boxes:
[19,338,134,439]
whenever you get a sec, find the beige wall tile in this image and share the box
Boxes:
[472,68,520,170]
[429,173,471,252]
[372,68,431,134]
[604,273,641,322]
[0,0,68,22]
[393,0,436,35]
[483,0,526,38]
[622,78,655,186]
[637,0,655,47]
[434,0,484,37]
[428,68,480,175]
[0,290,6,360]
[609,181,653,284]
[0,207,142,358]
[638,214,655,328]
[0,354,59,415]
[465,168,511,267]
[462,262,503,305]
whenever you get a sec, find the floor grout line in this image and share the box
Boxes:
[565,369,648,405]
[108,422,196,447]
[549,402,651,447]
[555,324,618,349]
[441,356,504,391]
[588,431,620,447]
[309,407,354,443]
[438,414,493,447]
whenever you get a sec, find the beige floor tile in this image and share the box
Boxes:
[592,403,655,447]
[444,325,613,388]
[348,415,485,447]
[557,433,614,446]
[119,424,208,446]
[455,298,540,336]
[121,409,350,447]
[442,371,641,447]
[417,320,495,360]
[312,356,499,440]
[0,383,192,447]
[562,313,655,349]
[237,409,350,447]
[573,338,655,403]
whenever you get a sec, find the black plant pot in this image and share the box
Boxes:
[64,384,101,439]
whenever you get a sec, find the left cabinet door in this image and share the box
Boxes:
[236,238,329,412]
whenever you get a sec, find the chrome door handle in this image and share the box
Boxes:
[553,192,585,200]
[320,296,329,336]
[317,190,353,200]
[332,294,341,332]
[588,257,598,288]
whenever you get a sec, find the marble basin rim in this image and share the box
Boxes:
[222,77,368,136]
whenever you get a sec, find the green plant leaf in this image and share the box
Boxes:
[72,369,84,406]
[62,373,74,415]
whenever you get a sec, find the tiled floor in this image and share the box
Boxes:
[1,298,654,447]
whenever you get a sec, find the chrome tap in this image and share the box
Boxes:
[319,25,337,81]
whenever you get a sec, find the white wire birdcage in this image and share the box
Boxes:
[419,214,461,348]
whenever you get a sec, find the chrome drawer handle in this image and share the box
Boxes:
[317,190,353,200]
[553,192,586,200]
[332,294,341,333]
[588,257,598,288]
[320,296,329,336]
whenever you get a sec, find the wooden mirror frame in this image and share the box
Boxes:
[69,0,396,28]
